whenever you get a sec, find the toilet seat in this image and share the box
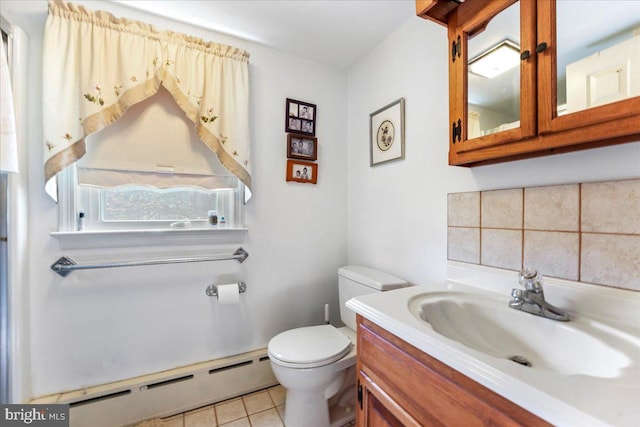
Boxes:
[268,325,352,369]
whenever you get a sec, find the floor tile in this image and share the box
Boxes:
[184,405,216,427]
[248,408,283,427]
[267,385,286,406]
[215,398,247,425]
[242,390,274,415]
[134,419,165,427]
[218,418,250,427]
[275,404,285,420]
[161,414,184,427]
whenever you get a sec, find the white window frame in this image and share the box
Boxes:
[53,165,247,246]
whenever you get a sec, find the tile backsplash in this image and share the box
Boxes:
[447,178,639,291]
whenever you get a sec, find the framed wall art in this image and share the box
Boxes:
[286,98,316,136]
[370,97,405,166]
[287,133,318,161]
[286,159,317,184]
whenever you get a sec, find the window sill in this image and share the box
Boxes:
[51,227,248,249]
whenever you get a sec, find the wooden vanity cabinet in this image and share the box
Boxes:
[355,315,551,427]
[418,0,640,166]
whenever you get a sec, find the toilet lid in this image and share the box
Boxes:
[268,325,351,367]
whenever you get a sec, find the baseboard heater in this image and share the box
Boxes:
[31,349,277,427]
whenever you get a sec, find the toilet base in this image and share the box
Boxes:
[283,386,355,427]
[283,389,330,427]
[328,389,356,427]
[282,365,356,427]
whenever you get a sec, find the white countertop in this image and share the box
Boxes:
[346,262,640,427]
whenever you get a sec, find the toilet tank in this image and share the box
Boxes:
[338,265,408,331]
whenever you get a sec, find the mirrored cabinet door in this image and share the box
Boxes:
[449,0,536,162]
[538,0,640,133]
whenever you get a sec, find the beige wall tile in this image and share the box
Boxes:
[481,229,522,271]
[451,179,638,291]
[524,184,579,231]
[447,227,480,264]
[448,192,480,227]
[582,179,640,234]
[523,231,579,280]
[481,188,523,229]
[185,406,216,427]
[581,234,640,290]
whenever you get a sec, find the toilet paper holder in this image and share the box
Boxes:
[206,282,247,297]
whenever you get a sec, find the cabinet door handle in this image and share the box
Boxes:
[520,50,531,60]
[536,42,548,53]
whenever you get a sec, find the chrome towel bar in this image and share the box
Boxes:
[51,247,249,277]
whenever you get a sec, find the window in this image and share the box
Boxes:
[57,88,245,233]
[76,181,242,231]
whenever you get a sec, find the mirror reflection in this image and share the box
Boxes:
[467,1,520,139]
[557,1,639,115]
[466,0,640,140]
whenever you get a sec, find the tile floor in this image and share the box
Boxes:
[153,385,356,427]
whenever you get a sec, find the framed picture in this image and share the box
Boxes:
[286,98,316,136]
[287,133,318,161]
[370,98,405,166]
[286,159,318,184]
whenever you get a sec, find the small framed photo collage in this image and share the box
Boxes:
[285,98,318,184]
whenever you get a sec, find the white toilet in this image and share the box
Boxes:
[268,265,408,427]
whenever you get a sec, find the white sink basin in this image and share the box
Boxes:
[348,263,640,426]
[408,291,639,378]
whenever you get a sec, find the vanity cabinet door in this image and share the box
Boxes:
[355,315,552,427]
[448,0,537,165]
[357,372,421,427]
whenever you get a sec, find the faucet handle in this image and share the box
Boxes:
[519,268,544,292]
[511,288,524,300]
[520,268,538,281]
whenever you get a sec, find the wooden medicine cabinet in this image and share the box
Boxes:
[418,0,640,166]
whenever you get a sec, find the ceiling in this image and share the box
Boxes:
[113,0,417,70]
[4,0,636,116]
[1,0,417,70]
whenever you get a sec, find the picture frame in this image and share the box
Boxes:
[286,98,316,136]
[287,133,318,161]
[370,98,405,166]
[286,159,318,184]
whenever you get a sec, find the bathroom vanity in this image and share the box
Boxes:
[346,263,640,426]
[355,316,549,426]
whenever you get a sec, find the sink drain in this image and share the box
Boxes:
[508,355,532,367]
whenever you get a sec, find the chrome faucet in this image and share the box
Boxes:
[509,268,569,321]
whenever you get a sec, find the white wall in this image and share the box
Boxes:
[1,0,348,398]
[347,17,640,286]
[3,1,640,402]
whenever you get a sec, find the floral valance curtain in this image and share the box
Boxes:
[43,0,251,201]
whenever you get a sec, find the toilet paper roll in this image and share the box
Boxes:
[217,283,240,305]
